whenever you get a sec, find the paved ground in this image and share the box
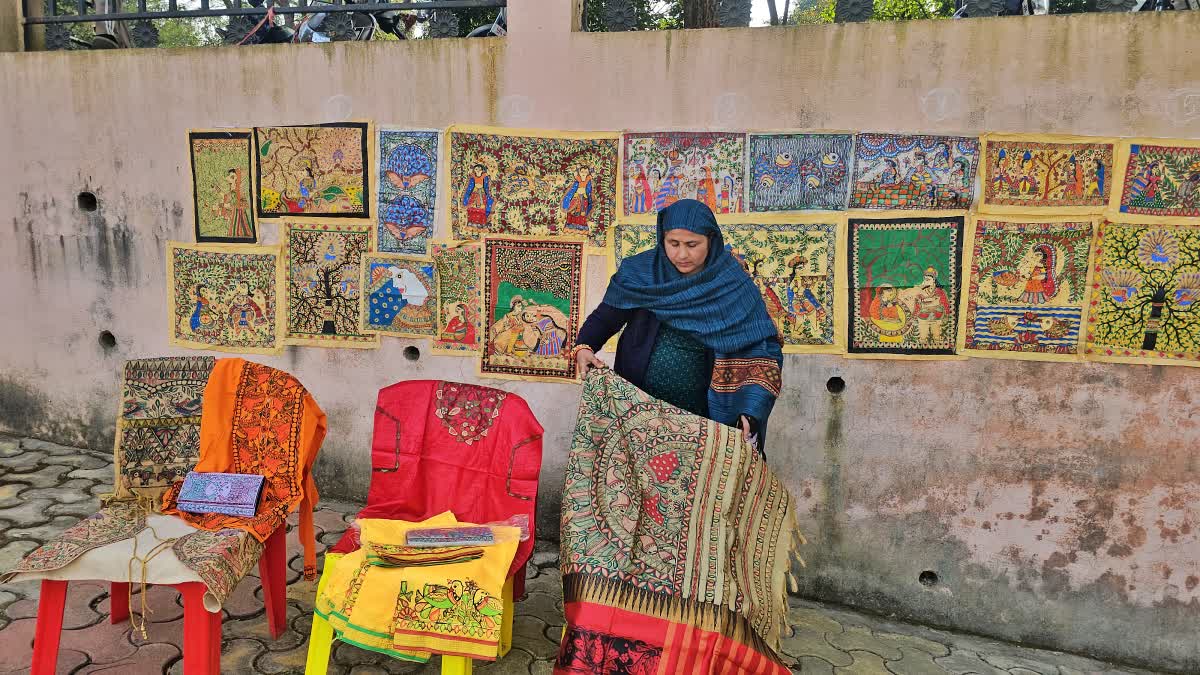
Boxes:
[0,434,1162,675]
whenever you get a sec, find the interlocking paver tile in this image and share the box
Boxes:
[797,656,837,673]
[0,437,20,458]
[0,452,47,472]
[6,580,106,630]
[110,584,185,625]
[0,500,55,528]
[836,650,892,674]
[874,632,952,659]
[828,626,904,661]
[57,615,140,665]
[66,467,113,482]
[20,480,100,505]
[474,646,534,674]
[788,606,848,637]
[512,615,557,660]
[934,649,1011,675]
[224,601,306,652]
[516,591,562,625]
[887,646,949,675]
[223,577,266,620]
[46,499,103,519]
[978,653,1059,674]
[0,465,71,490]
[221,637,268,672]
[75,641,181,674]
[0,482,30,510]
[7,516,77,543]
[0,617,89,675]
[779,627,854,667]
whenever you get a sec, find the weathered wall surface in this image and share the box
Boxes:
[0,4,1197,670]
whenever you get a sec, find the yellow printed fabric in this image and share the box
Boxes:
[979,133,1118,216]
[315,513,520,662]
[1107,138,1200,224]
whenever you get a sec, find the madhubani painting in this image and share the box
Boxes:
[848,133,979,210]
[613,222,841,352]
[377,129,438,254]
[622,132,746,216]
[848,217,964,356]
[748,133,852,212]
[482,238,583,381]
[431,242,483,354]
[1115,142,1200,219]
[188,130,257,243]
[447,127,618,249]
[361,254,438,337]
[961,218,1095,360]
[167,243,281,354]
[982,136,1115,211]
[1086,221,1200,366]
[283,221,378,348]
[255,123,370,219]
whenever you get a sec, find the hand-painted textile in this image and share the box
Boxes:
[167,243,282,354]
[623,132,747,216]
[163,358,328,578]
[316,515,520,662]
[848,217,964,356]
[981,135,1115,212]
[1114,141,1200,220]
[377,129,438,254]
[362,254,439,337]
[431,243,484,354]
[189,130,257,243]
[1085,221,1200,366]
[171,527,265,607]
[557,369,803,674]
[848,133,978,210]
[962,218,1094,360]
[482,238,583,381]
[2,501,147,578]
[748,133,852,211]
[283,221,379,347]
[447,127,618,248]
[115,356,215,501]
[255,123,370,219]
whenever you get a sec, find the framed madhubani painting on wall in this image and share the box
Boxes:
[376,129,439,255]
[747,133,853,212]
[188,130,257,243]
[360,254,439,338]
[431,242,483,355]
[481,237,584,381]
[958,217,1096,361]
[848,133,979,210]
[1085,221,1200,366]
[847,216,964,358]
[980,134,1116,214]
[255,122,371,219]
[167,242,282,354]
[1110,139,1200,223]
[622,131,747,218]
[282,221,379,348]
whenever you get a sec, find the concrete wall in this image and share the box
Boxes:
[1,3,1197,670]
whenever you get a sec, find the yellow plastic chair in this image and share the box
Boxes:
[304,553,515,675]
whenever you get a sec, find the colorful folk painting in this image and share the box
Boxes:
[361,254,438,338]
[167,243,281,354]
[255,123,370,219]
[613,222,841,352]
[447,127,618,249]
[848,217,964,356]
[431,242,483,355]
[1115,141,1200,220]
[189,130,257,243]
[1085,221,1200,366]
[961,218,1095,360]
[482,238,584,381]
[377,129,438,255]
[623,132,747,217]
[848,134,978,210]
[748,133,853,212]
[282,221,378,348]
[981,135,1115,212]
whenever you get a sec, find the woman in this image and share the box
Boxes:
[573,199,782,457]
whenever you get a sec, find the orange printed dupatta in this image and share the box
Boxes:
[162,358,327,578]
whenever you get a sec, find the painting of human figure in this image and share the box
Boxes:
[481,237,583,381]
[623,132,747,217]
[361,254,438,337]
[981,135,1114,211]
[849,133,978,210]
[255,123,370,219]
[168,243,280,354]
[377,129,438,255]
[283,221,378,348]
[431,242,483,355]
[748,133,852,212]
[189,130,257,243]
[1115,141,1200,219]
[961,218,1095,360]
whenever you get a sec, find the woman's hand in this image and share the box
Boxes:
[575,347,605,375]
[739,415,760,454]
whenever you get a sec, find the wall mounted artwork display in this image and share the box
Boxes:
[431,242,483,355]
[980,134,1115,214]
[747,133,852,212]
[188,130,257,243]
[622,131,747,217]
[1110,138,1200,223]
[848,133,979,210]
[282,221,378,348]
[376,129,438,254]
[361,254,439,338]
[255,122,370,219]
[167,242,282,354]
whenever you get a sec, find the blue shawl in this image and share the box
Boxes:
[603,199,783,446]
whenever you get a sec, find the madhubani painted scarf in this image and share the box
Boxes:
[556,369,804,675]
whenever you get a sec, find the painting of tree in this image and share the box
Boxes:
[256,123,369,219]
[283,222,378,348]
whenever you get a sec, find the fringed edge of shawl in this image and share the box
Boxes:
[775,507,808,642]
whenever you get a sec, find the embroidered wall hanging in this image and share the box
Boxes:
[255,122,370,219]
[481,237,584,381]
[447,126,618,249]
[622,132,747,217]
[361,254,439,338]
[959,217,1095,361]
[980,134,1115,214]
[748,133,852,212]
[167,242,282,355]
[376,129,439,255]
[1111,139,1200,222]
[431,242,483,355]
[848,133,979,210]
[1085,220,1200,366]
[848,217,964,357]
[283,221,379,348]
[188,130,257,243]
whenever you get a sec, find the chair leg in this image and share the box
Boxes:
[110,582,130,624]
[259,525,288,640]
[441,656,473,675]
[499,577,514,658]
[179,582,220,675]
[30,580,68,675]
[304,553,341,675]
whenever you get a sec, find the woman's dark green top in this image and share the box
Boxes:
[642,323,710,418]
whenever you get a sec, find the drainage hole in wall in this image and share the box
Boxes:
[77,191,98,212]
[826,376,845,394]
[403,346,420,361]
[99,331,117,349]
[919,570,939,587]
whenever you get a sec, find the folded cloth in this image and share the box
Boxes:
[367,545,486,568]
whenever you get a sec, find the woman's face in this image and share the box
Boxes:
[663,228,709,275]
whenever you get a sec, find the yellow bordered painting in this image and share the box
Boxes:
[430,241,484,355]
[1108,137,1200,224]
[282,221,379,348]
[255,122,372,220]
[187,129,257,243]
[360,253,439,338]
[167,242,283,355]
[979,133,1116,215]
